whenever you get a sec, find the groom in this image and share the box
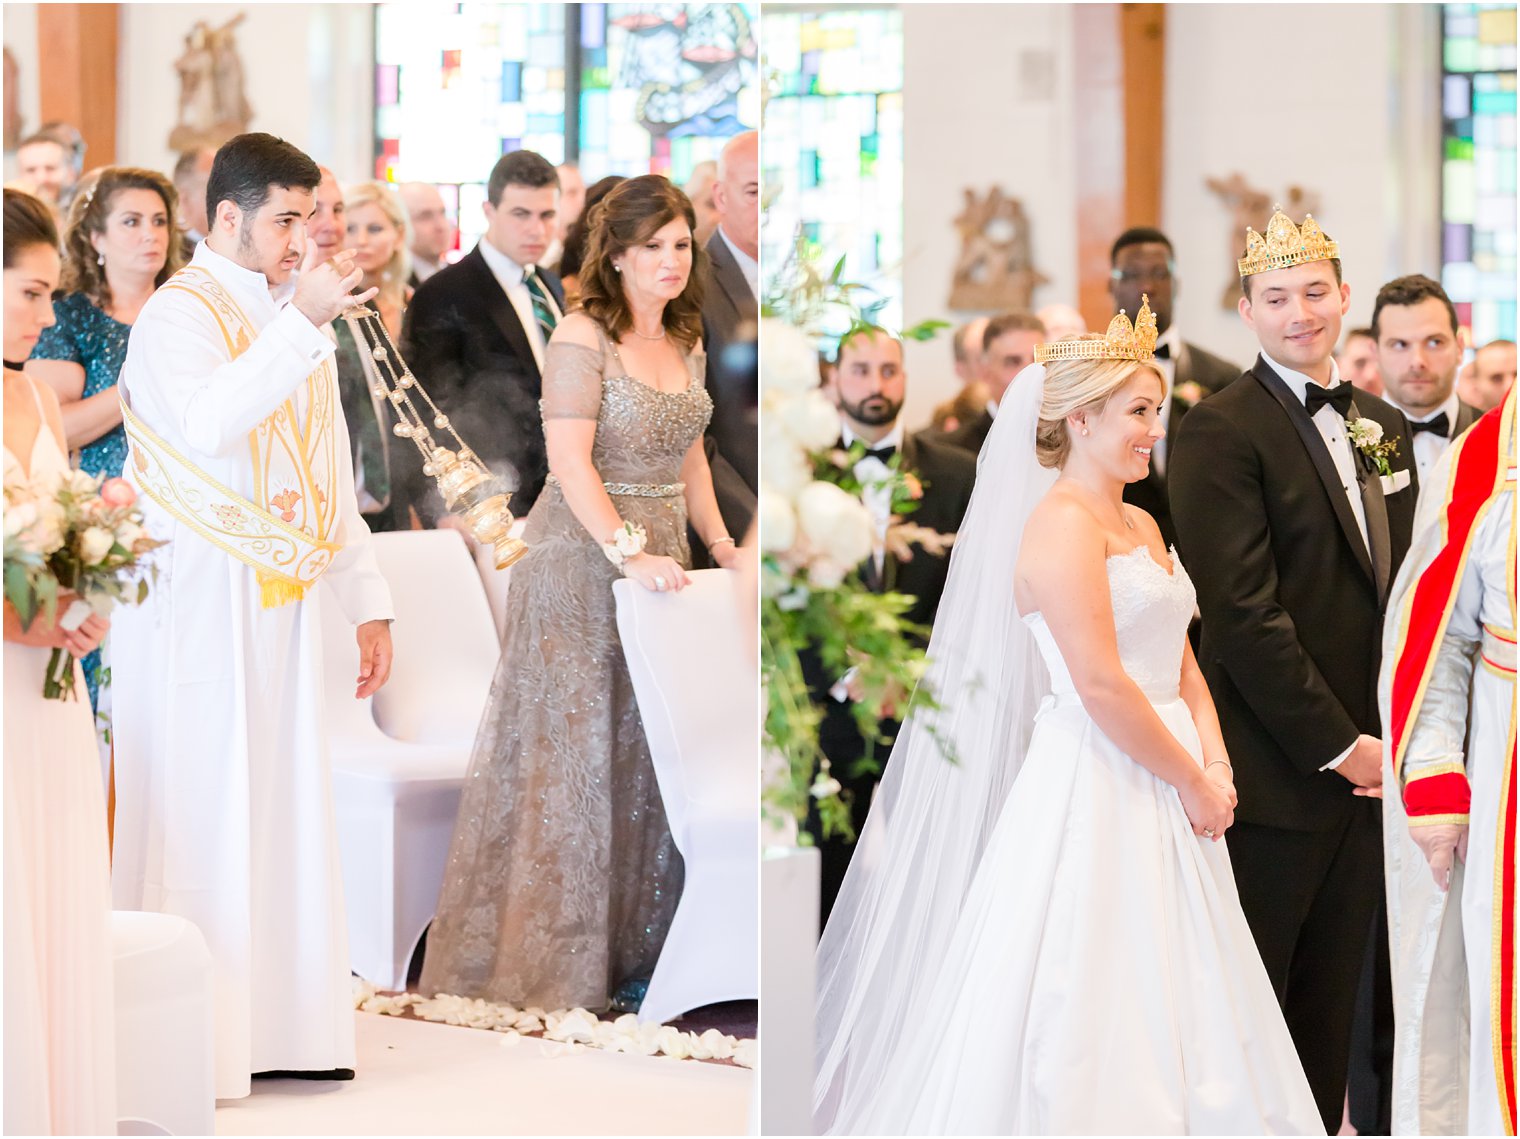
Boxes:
[1169,209,1418,1130]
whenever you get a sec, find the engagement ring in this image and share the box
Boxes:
[1204,828,1216,838]
[654,576,667,591]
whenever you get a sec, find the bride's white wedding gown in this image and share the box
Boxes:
[849,546,1323,1135]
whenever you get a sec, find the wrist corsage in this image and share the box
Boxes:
[602,520,648,572]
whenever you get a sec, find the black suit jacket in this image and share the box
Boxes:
[1125,339,1240,549]
[700,229,759,539]
[935,407,994,459]
[398,244,565,523]
[1169,357,1418,831]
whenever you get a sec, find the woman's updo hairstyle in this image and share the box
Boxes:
[1034,336,1167,469]
[3,187,59,268]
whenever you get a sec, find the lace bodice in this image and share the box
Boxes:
[1024,545,1197,702]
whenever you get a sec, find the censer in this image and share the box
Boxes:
[342,303,529,569]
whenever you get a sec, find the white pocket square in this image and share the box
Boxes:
[1380,469,1411,495]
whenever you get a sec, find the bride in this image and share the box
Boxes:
[814,301,1323,1135]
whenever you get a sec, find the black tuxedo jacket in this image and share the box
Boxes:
[1170,357,1418,831]
[1161,360,1422,833]
[699,230,759,539]
[1125,339,1240,549]
[398,244,565,523]
[935,406,994,459]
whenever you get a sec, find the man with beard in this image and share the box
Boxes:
[805,327,976,922]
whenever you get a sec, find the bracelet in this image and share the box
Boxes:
[709,535,736,548]
[601,520,648,571]
[1205,760,1233,773]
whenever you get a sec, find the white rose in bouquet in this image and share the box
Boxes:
[78,525,116,565]
[796,480,873,569]
[4,499,39,543]
[760,318,823,396]
[780,388,842,450]
[66,467,100,497]
[760,417,812,496]
[758,488,797,554]
[29,498,67,554]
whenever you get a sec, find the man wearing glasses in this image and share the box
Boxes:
[1110,226,1240,549]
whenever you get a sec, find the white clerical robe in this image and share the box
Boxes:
[1381,430,1517,1136]
[112,242,394,1100]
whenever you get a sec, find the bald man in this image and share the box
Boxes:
[398,182,455,285]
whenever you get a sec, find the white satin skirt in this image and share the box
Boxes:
[852,695,1324,1136]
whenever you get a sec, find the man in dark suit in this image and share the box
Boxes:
[1108,227,1240,549]
[701,129,760,542]
[1169,211,1418,1134]
[172,146,216,262]
[806,327,977,921]
[935,311,1046,458]
[400,150,564,525]
[1373,274,1483,484]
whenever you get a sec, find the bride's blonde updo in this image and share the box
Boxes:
[1034,336,1167,469]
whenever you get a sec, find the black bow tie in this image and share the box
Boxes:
[1409,413,1450,438]
[1153,342,1171,361]
[861,444,896,463]
[1303,382,1354,418]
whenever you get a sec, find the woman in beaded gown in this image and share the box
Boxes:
[421,176,741,1014]
[814,324,1323,1134]
[27,166,182,712]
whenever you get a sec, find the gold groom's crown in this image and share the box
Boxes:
[1034,295,1159,364]
[1238,205,1340,278]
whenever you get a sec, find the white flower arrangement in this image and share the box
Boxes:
[350,979,755,1067]
[1347,416,1399,477]
[601,519,648,569]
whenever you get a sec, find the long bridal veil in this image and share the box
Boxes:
[813,364,1059,1133]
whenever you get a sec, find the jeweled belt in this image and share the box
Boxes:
[545,473,685,498]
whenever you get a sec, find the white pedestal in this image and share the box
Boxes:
[759,844,820,1136]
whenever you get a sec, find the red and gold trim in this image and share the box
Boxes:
[1404,763,1473,825]
[1493,715,1516,1136]
[1391,393,1513,781]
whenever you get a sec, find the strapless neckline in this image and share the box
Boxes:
[1019,544,1181,623]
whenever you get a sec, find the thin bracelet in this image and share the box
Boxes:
[1205,759,1233,773]
[709,535,736,548]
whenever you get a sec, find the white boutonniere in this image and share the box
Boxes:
[1172,381,1206,408]
[1347,417,1400,477]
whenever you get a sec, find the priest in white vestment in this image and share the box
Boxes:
[1381,385,1516,1136]
[111,134,394,1099]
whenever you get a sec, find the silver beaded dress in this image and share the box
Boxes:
[419,326,710,1012]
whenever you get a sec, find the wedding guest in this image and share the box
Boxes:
[3,185,117,1136]
[16,127,82,212]
[402,149,565,521]
[1373,274,1480,483]
[1461,337,1516,412]
[547,161,586,268]
[929,317,990,434]
[702,130,760,542]
[1170,207,1418,1132]
[111,132,394,1097]
[808,327,975,921]
[307,166,347,267]
[1336,326,1383,397]
[398,181,454,286]
[26,166,183,709]
[684,159,719,245]
[1035,302,1087,341]
[1108,226,1237,549]
[172,146,217,260]
[559,174,626,302]
[421,174,739,1014]
[336,180,412,531]
[937,311,1047,457]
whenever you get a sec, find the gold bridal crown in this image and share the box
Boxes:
[1238,205,1341,278]
[1034,295,1159,364]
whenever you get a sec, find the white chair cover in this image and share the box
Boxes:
[321,529,500,990]
[112,911,214,1136]
[613,569,759,1024]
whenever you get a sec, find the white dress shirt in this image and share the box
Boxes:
[843,420,904,577]
[714,225,759,300]
[477,238,561,371]
[1261,352,1368,771]
[1386,389,1461,484]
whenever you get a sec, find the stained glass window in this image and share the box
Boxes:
[761,8,905,332]
[1440,3,1517,348]
[374,3,568,255]
[578,3,761,183]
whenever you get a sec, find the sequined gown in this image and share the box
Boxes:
[420,328,710,1012]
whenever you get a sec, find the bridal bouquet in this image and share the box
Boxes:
[3,469,165,699]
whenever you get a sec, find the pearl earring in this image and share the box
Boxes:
[614,265,622,274]
[1080,426,1090,436]
[97,252,105,266]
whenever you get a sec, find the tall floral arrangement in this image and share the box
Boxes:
[761,239,954,840]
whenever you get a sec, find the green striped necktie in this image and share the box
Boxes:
[524,267,558,340]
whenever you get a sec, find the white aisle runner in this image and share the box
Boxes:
[214,1012,752,1135]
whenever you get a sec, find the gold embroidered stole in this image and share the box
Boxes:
[124,265,341,608]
